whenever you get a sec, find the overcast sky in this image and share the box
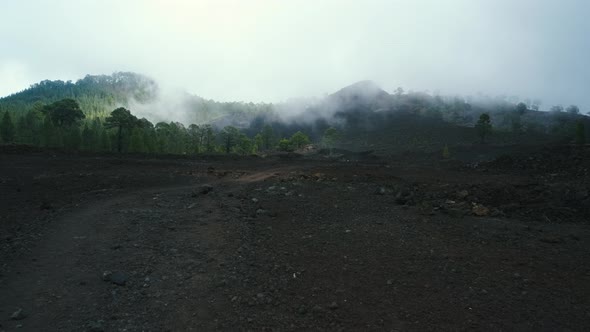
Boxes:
[1,0,589,110]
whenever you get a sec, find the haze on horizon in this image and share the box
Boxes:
[1,0,589,111]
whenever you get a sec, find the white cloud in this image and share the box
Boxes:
[0,60,34,97]
[0,0,589,110]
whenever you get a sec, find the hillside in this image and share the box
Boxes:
[0,73,273,125]
[327,80,393,112]
[0,72,158,118]
[246,81,588,154]
[1,73,588,156]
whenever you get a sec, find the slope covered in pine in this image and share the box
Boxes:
[1,73,588,156]
[0,72,158,118]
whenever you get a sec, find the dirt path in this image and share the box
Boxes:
[0,180,241,331]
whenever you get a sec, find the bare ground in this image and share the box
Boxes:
[1,148,589,331]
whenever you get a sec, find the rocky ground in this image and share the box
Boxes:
[1,146,589,331]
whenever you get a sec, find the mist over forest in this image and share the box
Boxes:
[1,1,589,157]
[0,71,588,157]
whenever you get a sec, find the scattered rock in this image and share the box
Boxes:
[11,308,26,320]
[87,320,105,332]
[395,188,414,205]
[456,190,469,199]
[40,201,53,210]
[312,305,324,314]
[297,305,308,315]
[312,173,325,180]
[110,271,128,286]
[101,271,113,281]
[490,208,503,217]
[540,236,564,244]
[395,192,408,205]
[200,185,214,195]
[447,208,465,218]
[376,187,387,195]
[569,234,580,241]
[575,190,588,201]
[472,204,490,216]
[328,301,339,310]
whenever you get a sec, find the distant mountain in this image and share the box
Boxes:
[0,72,158,118]
[327,80,392,112]
[2,72,158,103]
[0,72,272,124]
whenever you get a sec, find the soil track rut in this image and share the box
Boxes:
[0,181,239,331]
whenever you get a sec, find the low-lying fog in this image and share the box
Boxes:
[1,0,589,113]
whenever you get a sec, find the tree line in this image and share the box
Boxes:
[2,72,587,154]
[0,98,339,154]
[0,72,276,126]
[473,111,585,145]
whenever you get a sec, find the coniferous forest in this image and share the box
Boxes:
[1,72,588,156]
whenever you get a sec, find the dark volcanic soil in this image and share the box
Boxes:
[1,147,589,331]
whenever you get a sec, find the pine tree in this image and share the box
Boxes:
[142,128,156,153]
[81,124,95,150]
[129,128,146,153]
[104,107,138,152]
[188,124,201,154]
[442,144,450,159]
[99,129,111,152]
[26,110,43,146]
[279,138,294,152]
[220,126,240,154]
[63,127,81,150]
[41,117,56,147]
[236,134,254,155]
[47,127,64,148]
[91,119,104,151]
[0,112,15,143]
[576,121,586,145]
[202,125,216,153]
[254,133,263,152]
[290,131,310,149]
[322,127,341,154]
[475,113,492,143]
[261,124,275,150]
[42,99,85,127]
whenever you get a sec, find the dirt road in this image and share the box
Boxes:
[1,151,589,331]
